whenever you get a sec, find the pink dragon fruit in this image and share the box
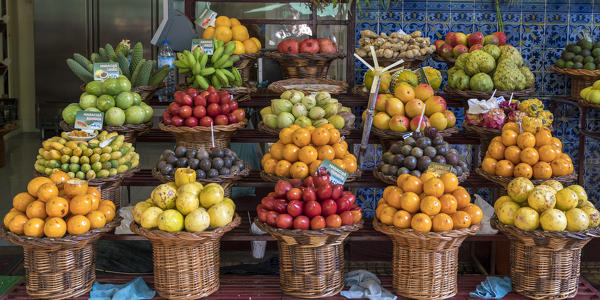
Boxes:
[482,108,506,129]
[498,100,518,114]
[507,110,527,123]
[466,113,483,126]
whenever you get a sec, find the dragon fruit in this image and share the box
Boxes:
[499,100,519,114]
[482,108,506,129]
[466,113,483,126]
[508,110,527,123]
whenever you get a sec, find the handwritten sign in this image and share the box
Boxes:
[192,39,214,55]
[317,159,349,184]
[426,162,454,177]
[93,62,119,81]
[196,9,217,29]
[74,111,103,131]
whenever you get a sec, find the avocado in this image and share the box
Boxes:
[582,49,592,57]
[574,55,584,63]
[595,42,600,49]
[595,56,600,64]
[556,58,566,68]
[593,48,600,58]
[573,62,584,69]
[566,61,575,68]
[578,39,593,50]
[573,45,582,54]
[563,52,575,61]
[584,56,594,64]
[584,62,596,70]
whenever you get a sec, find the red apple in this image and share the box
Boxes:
[434,40,446,51]
[215,115,229,125]
[317,38,338,53]
[286,188,302,201]
[455,33,467,46]
[304,201,322,218]
[171,116,184,126]
[469,44,484,52]
[276,214,293,229]
[193,106,206,118]
[314,173,330,188]
[207,86,217,94]
[207,103,221,117]
[326,214,342,228]
[273,199,288,214]
[221,103,231,114]
[229,101,238,111]
[231,109,245,122]
[186,88,198,98]
[321,199,337,217]
[310,215,326,230]
[336,198,351,213]
[299,39,320,54]
[410,115,430,131]
[302,187,317,202]
[467,32,484,47]
[274,180,292,197]
[261,196,276,210]
[227,113,238,124]
[484,34,499,45]
[268,192,277,198]
[289,179,302,188]
[181,94,193,106]
[452,44,469,57]
[293,216,310,230]
[331,184,343,200]
[266,211,278,226]
[194,95,206,107]
[162,113,172,126]
[340,211,354,226]
[440,44,453,58]
[218,91,231,104]
[257,204,268,222]
[184,116,198,127]
[316,183,333,201]
[179,105,192,118]
[342,191,356,206]
[207,93,220,104]
[445,32,457,47]
[493,31,507,45]
[169,102,180,115]
[199,116,213,127]
[303,176,315,188]
[277,39,299,54]
[174,91,186,104]
[200,90,210,98]
[287,200,303,217]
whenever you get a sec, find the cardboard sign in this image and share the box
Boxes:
[74,111,103,131]
[317,159,349,185]
[416,68,430,85]
[192,39,214,55]
[426,162,454,177]
[93,62,119,81]
[196,9,217,29]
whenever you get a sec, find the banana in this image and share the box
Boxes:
[196,75,210,89]
[215,40,224,48]
[224,41,236,55]
[214,54,231,68]
[230,55,240,64]
[199,53,208,69]
[211,74,222,90]
[231,67,242,86]
[211,46,224,64]
[193,48,202,62]
[220,60,234,68]
[176,53,187,65]
[186,76,194,84]
[174,60,188,68]
[192,63,201,75]
[178,67,190,74]
[221,68,235,82]
[215,69,229,86]
[199,67,215,76]
[185,51,196,66]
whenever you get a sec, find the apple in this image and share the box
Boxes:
[218,91,230,104]
[274,180,292,197]
[289,179,302,188]
[287,200,303,217]
[293,216,310,230]
[484,34,499,45]
[199,116,213,127]
[187,88,198,97]
[317,38,338,53]
[351,209,362,223]
[273,199,288,214]
[194,95,206,107]
[321,200,337,217]
[303,176,315,188]
[261,196,276,210]
[207,93,220,104]
[179,105,192,118]
[331,184,343,200]
[207,103,221,117]
[326,214,342,228]
[286,188,302,201]
[227,113,238,124]
[314,173,330,188]
[229,101,239,111]
[389,115,410,132]
[171,116,184,126]
[169,102,181,115]
[278,39,299,54]
[455,32,467,46]
[310,216,326,230]
[200,90,210,98]
[299,39,320,54]
[410,115,430,131]
[231,109,245,122]
[445,32,457,47]
[469,44,484,52]
[181,94,193,106]
[162,113,172,126]
[317,183,333,200]
[434,40,446,51]
[468,32,484,47]
[193,106,206,118]
[440,44,453,58]
[257,204,268,222]
[302,187,317,202]
[207,86,217,94]
[174,91,186,104]
[221,103,231,114]
[351,203,362,212]
[266,211,279,226]
[452,44,469,57]
[276,214,293,229]
[342,191,356,206]
[215,115,229,125]
[304,200,322,218]
[184,116,198,127]
[336,198,351,213]
[493,32,507,45]
[340,211,354,226]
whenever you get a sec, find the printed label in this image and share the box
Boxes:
[426,162,454,177]
[74,111,103,131]
[93,62,120,81]
[317,159,349,185]
[192,39,214,55]
[158,57,175,69]
[196,9,217,29]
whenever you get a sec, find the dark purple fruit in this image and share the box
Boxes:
[410,170,422,178]
[166,154,178,165]
[393,154,405,166]
[455,166,463,176]
[389,142,404,154]
[458,161,468,171]
[446,153,459,166]
[423,146,437,158]
[156,160,167,170]
[401,145,413,156]
[403,156,417,170]
[449,148,458,155]
[175,146,187,157]
[223,157,233,168]
[410,147,423,158]
[412,131,424,139]
[176,157,188,168]
[196,169,206,179]
[224,148,235,157]
[161,149,175,160]
[200,159,212,171]
[382,152,395,164]
[418,156,432,172]
[219,168,231,175]
[436,144,449,156]
[212,157,224,169]
[211,149,225,158]
[235,160,245,169]
[404,136,416,146]
[207,168,219,178]
[186,149,197,159]
[433,155,446,164]
[425,127,439,138]
[160,163,173,175]
[432,135,444,146]
[196,149,210,160]
[188,158,200,169]
[416,137,431,149]
[397,167,410,175]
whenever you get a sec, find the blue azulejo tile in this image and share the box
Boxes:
[547,0,569,12]
[544,72,568,96]
[594,14,600,24]
[523,46,545,70]
[474,1,494,11]
[404,11,426,22]
[570,1,594,13]
[426,23,449,41]
[358,10,380,21]
[569,24,594,43]
[523,12,545,23]
[475,12,497,24]
[522,2,546,12]
[547,12,569,24]
[452,12,474,23]
[585,119,600,132]
[501,13,521,24]
[534,71,545,95]
[545,24,568,48]
[428,1,450,11]
[380,11,402,21]
[521,24,545,48]
[403,0,425,10]
[588,109,600,119]
[403,22,426,34]
[451,1,474,11]
[503,24,522,45]
[357,22,379,32]
[358,0,381,10]
[571,13,592,24]
[428,10,451,22]
[379,22,403,34]
[474,23,497,35]
[545,48,562,66]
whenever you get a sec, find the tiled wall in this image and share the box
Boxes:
[353,0,600,216]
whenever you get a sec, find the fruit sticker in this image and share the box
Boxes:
[191,39,214,55]
[317,159,348,185]
[93,62,119,81]
[74,111,103,131]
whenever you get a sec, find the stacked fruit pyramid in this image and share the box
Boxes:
[175,45,243,90]
[202,16,261,54]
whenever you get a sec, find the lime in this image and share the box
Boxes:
[117,77,132,93]
[79,92,98,109]
[140,103,154,123]
[85,107,100,112]
[132,92,142,106]
[96,95,115,112]
[102,78,121,96]
[85,81,104,96]
[116,92,134,110]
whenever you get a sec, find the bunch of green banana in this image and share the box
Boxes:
[174,40,243,90]
[66,39,170,87]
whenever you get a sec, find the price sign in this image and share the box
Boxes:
[192,39,214,55]
[93,62,119,81]
[416,68,430,85]
[426,162,454,177]
[74,111,104,132]
[317,159,349,185]
[196,9,217,29]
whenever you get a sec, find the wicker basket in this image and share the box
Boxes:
[176,84,256,103]
[132,83,164,103]
[363,54,431,70]
[268,78,349,95]
[491,217,600,299]
[264,51,345,79]
[130,215,240,299]
[158,118,248,150]
[475,168,578,188]
[372,163,469,186]
[578,98,600,109]
[151,169,239,198]
[0,219,120,299]
[236,53,260,86]
[373,219,480,299]
[443,86,536,100]
[255,219,362,298]
[257,121,352,136]
[551,65,600,100]
[432,53,456,67]
[59,121,152,144]
[260,169,361,183]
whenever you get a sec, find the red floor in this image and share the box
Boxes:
[3,274,600,299]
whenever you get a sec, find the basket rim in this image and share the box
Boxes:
[158,118,248,133]
[443,86,536,99]
[475,167,577,188]
[578,98,600,109]
[264,51,346,60]
[373,218,481,239]
[60,120,153,132]
[257,121,353,136]
[129,214,241,241]
[267,78,349,95]
[362,53,432,66]
[371,126,459,139]
[490,216,600,240]
[259,169,362,183]
[372,163,469,185]
[131,82,165,93]
[551,65,600,78]
[462,121,502,136]
[432,52,457,64]
[34,167,140,185]
[151,161,251,183]
[255,218,363,238]
[176,84,257,96]
[0,218,120,249]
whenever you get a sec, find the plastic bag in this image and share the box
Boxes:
[474,194,498,235]
[115,206,134,234]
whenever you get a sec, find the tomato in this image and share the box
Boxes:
[304,201,322,218]
[276,214,293,229]
[310,216,326,230]
[293,216,310,230]
[326,214,342,228]
[286,200,303,217]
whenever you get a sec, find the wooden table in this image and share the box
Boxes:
[0,123,18,168]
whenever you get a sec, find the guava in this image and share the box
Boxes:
[140,103,154,123]
[294,116,312,127]
[277,112,295,128]
[105,107,126,126]
[125,106,146,124]
[62,103,82,125]
[271,99,292,114]
[102,78,121,96]
[96,95,115,112]
[116,92,134,110]
[292,103,308,118]
[79,93,97,109]
[132,92,142,106]
[263,114,278,128]
[117,76,132,93]
[85,81,104,96]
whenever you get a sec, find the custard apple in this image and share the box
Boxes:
[483,44,501,60]
[469,73,494,91]
[520,66,535,88]
[464,50,496,76]
[499,45,523,67]
[454,52,470,70]
[493,60,527,90]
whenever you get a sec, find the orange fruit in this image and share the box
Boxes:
[311,128,330,146]
[231,25,249,41]
[305,125,316,133]
[420,196,441,216]
[432,213,454,232]
[328,129,341,144]
[517,132,536,149]
[420,172,436,183]
[533,161,553,179]
[332,142,348,159]
[520,147,539,165]
[263,158,277,174]
[452,187,471,209]
[423,178,444,197]
[70,195,92,215]
[8,214,29,234]
[27,177,53,197]
[451,211,472,229]
[491,136,502,144]
[535,128,553,147]
[37,182,59,202]
[501,130,518,146]
[4,210,24,228]
[290,162,309,179]
[385,188,403,209]
[439,194,458,214]
[202,26,215,39]
[378,206,397,225]
[87,187,101,199]
[292,128,311,147]
[383,186,399,200]
[87,210,107,229]
[440,173,459,193]
[230,18,241,26]
[64,179,88,197]
[309,160,322,176]
[487,142,505,160]
[401,176,423,194]
[320,124,335,130]
[343,158,358,173]
[282,144,300,162]
[392,210,412,228]
[98,205,116,222]
[89,194,100,211]
[514,163,533,179]
[275,160,292,177]
[317,145,335,161]
[411,213,432,232]
[261,153,273,166]
[44,217,67,238]
[332,159,345,170]
[298,146,318,164]
[214,16,231,27]
[400,192,420,213]
[539,145,558,162]
[463,204,483,224]
[67,215,91,235]
[26,200,47,219]
[270,142,285,160]
[550,137,562,152]
[242,39,258,53]
[46,197,69,217]
[502,122,520,133]
[214,26,233,43]
[100,200,116,210]
[49,170,70,185]
[551,158,571,177]
[279,127,295,144]
[504,146,521,165]
[481,157,498,175]
[495,160,514,177]
[13,192,35,212]
[557,153,571,163]
[24,218,45,237]
[396,173,412,187]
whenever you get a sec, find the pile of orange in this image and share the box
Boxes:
[3,171,116,238]
[481,122,573,179]
[376,172,482,232]
[202,16,261,54]
[261,124,358,179]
